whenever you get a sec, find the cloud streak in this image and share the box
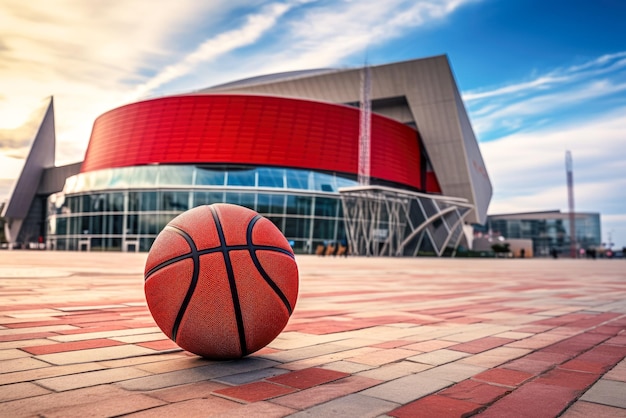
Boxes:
[464,51,626,139]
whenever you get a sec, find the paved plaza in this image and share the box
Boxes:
[0,251,625,417]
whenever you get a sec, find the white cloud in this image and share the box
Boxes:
[128,2,296,100]
[0,0,254,175]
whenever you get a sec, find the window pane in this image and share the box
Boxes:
[258,168,285,188]
[286,169,308,190]
[227,169,256,186]
[315,197,338,217]
[160,191,189,211]
[158,166,193,186]
[286,195,312,215]
[195,167,225,186]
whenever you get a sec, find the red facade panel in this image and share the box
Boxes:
[81,95,439,192]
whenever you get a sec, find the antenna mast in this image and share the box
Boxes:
[358,64,372,186]
[565,150,576,258]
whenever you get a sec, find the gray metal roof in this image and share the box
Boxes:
[200,55,492,224]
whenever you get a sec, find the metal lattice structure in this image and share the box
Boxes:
[340,185,473,257]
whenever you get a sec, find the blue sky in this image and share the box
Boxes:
[1,0,625,248]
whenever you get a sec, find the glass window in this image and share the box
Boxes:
[195,167,225,186]
[312,218,335,240]
[130,166,159,187]
[56,218,67,235]
[139,214,160,235]
[108,193,124,212]
[258,168,285,188]
[93,194,108,212]
[141,192,157,211]
[284,217,310,239]
[127,214,139,234]
[224,192,255,210]
[286,195,312,215]
[90,214,103,235]
[92,169,112,190]
[140,237,155,252]
[109,167,132,188]
[193,191,224,206]
[286,169,308,190]
[158,165,193,186]
[128,192,140,212]
[227,169,256,187]
[258,193,286,214]
[311,172,335,192]
[160,191,189,211]
[314,197,338,217]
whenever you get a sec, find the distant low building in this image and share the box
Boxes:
[474,210,601,257]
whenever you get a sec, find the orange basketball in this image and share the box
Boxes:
[144,203,299,359]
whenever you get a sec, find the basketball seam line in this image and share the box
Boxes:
[166,225,200,343]
[144,241,294,280]
[247,215,294,315]
[209,205,248,357]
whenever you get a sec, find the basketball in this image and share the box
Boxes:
[144,203,299,359]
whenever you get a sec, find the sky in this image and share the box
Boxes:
[1,0,625,248]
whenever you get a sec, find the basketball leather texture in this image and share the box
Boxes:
[144,203,299,359]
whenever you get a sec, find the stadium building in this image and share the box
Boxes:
[2,55,492,256]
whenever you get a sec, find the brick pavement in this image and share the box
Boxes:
[0,251,624,417]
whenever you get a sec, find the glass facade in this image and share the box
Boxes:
[46,165,357,253]
[485,212,601,257]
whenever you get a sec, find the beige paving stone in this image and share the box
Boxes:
[505,332,569,349]
[277,346,379,370]
[407,348,471,366]
[268,332,348,350]
[417,361,486,383]
[604,359,626,382]
[403,339,456,352]
[458,346,531,368]
[322,360,376,374]
[0,338,55,350]
[35,345,157,365]
[0,325,77,336]
[0,381,50,402]
[0,357,50,374]
[348,348,417,366]
[441,325,513,343]
[0,362,105,385]
[123,396,241,418]
[580,379,626,409]
[211,401,297,417]
[49,327,162,342]
[134,356,221,373]
[356,360,432,381]
[0,384,136,417]
[286,393,399,418]
[361,372,453,404]
[111,332,169,343]
[332,337,386,348]
[494,331,535,340]
[261,342,355,363]
[37,366,153,391]
[99,352,185,368]
[144,380,229,402]
[41,393,166,418]
[0,348,31,360]
[561,400,626,418]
